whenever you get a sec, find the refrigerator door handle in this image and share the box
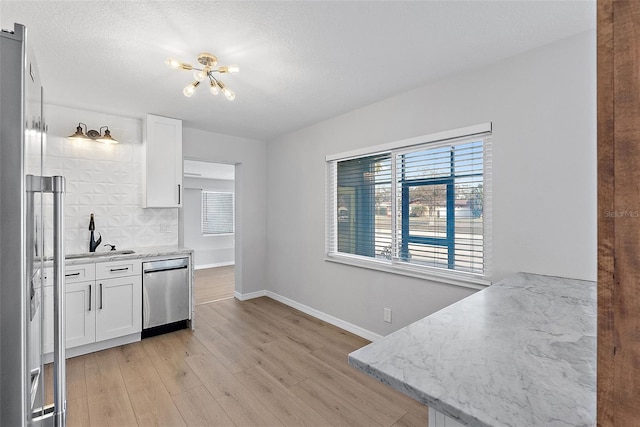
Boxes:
[27,175,66,427]
[51,176,66,427]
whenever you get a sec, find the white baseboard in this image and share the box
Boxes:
[265,291,383,342]
[43,333,140,364]
[195,261,235,270]
[232,289,383,342]
[234,289,267,301]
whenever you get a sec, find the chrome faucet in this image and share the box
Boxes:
[88,213,102,252]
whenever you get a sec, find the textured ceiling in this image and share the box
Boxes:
[1,1,595,141]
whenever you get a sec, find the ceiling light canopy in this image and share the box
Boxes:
[166,52,238,101]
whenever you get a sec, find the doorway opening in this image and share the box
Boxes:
[181,160,236,304]
[194,265,234,305]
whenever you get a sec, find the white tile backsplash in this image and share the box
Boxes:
[42,104,178,255]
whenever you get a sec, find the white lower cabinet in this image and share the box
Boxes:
[43,268,96,354]
[428,408,466,427]
[65,281,96,348]
[95,276,142,341]
[43,260,142,358]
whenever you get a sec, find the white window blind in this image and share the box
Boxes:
[326,124,492,284]
[202,191,234,235]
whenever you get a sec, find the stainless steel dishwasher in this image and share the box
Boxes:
[142,257,189,338]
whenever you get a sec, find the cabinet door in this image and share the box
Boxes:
[43,268,54,354]
[144,114,183,208]
[44,281,96,352]
[429,409,467,427]
[65,281,96,349]
[96,276,142,341]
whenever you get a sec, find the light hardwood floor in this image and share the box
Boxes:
[195,266,235,305]
[46,296,428,426]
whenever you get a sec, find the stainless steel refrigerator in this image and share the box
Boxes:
[1,23,67,426]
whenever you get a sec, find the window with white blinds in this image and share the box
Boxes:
[202,191,234,235]
[326,124,492,284]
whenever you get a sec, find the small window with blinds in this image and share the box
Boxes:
[326,124,491,284]
[202,191,234,235]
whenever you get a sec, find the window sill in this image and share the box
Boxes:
[324,253,490,290]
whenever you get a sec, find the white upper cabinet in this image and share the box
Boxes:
[143,113,183,208]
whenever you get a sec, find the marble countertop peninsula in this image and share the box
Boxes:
[348,273,596,427]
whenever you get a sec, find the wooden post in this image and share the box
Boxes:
[597,0,640,425]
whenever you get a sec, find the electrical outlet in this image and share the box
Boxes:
[384,308,392,323]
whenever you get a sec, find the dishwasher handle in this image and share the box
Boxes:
[143,257,189,274]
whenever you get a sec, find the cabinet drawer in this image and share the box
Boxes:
[64,264,95,283]
[96,259,141,279]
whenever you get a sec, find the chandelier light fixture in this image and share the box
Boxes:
[166,52,239,100]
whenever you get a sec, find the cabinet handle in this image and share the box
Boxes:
[110,267,129,272]
[65,272,80,277]
[99,283,103,309]
[178,184,181,204]
[89,284,92,311]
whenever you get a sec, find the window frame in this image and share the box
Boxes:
[201,190,235,237]
[325,123,492,289]
[400,177,455,265]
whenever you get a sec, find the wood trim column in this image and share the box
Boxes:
[597,0,640,425]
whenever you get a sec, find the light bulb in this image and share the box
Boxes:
[183,81,200,97]
[210,81,219,95]
[183,85,195,97]
[166,58,181,69]
[166,57,193,70]
[222,87,235,101]
[193,70,206,81]
[216,80,235,101]
[218,65,239,74]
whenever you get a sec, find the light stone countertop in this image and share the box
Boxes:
[57,245,193,265]
[49,245,196,331]
[348,273,596,427]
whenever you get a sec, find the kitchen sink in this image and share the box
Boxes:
[65,249,135,259]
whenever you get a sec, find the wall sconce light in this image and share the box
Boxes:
[68,123,118,144]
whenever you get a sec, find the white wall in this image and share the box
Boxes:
[183,176,235,268]
[182,129,267,295]
[42,104,178,255]
[266,31,596,337]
